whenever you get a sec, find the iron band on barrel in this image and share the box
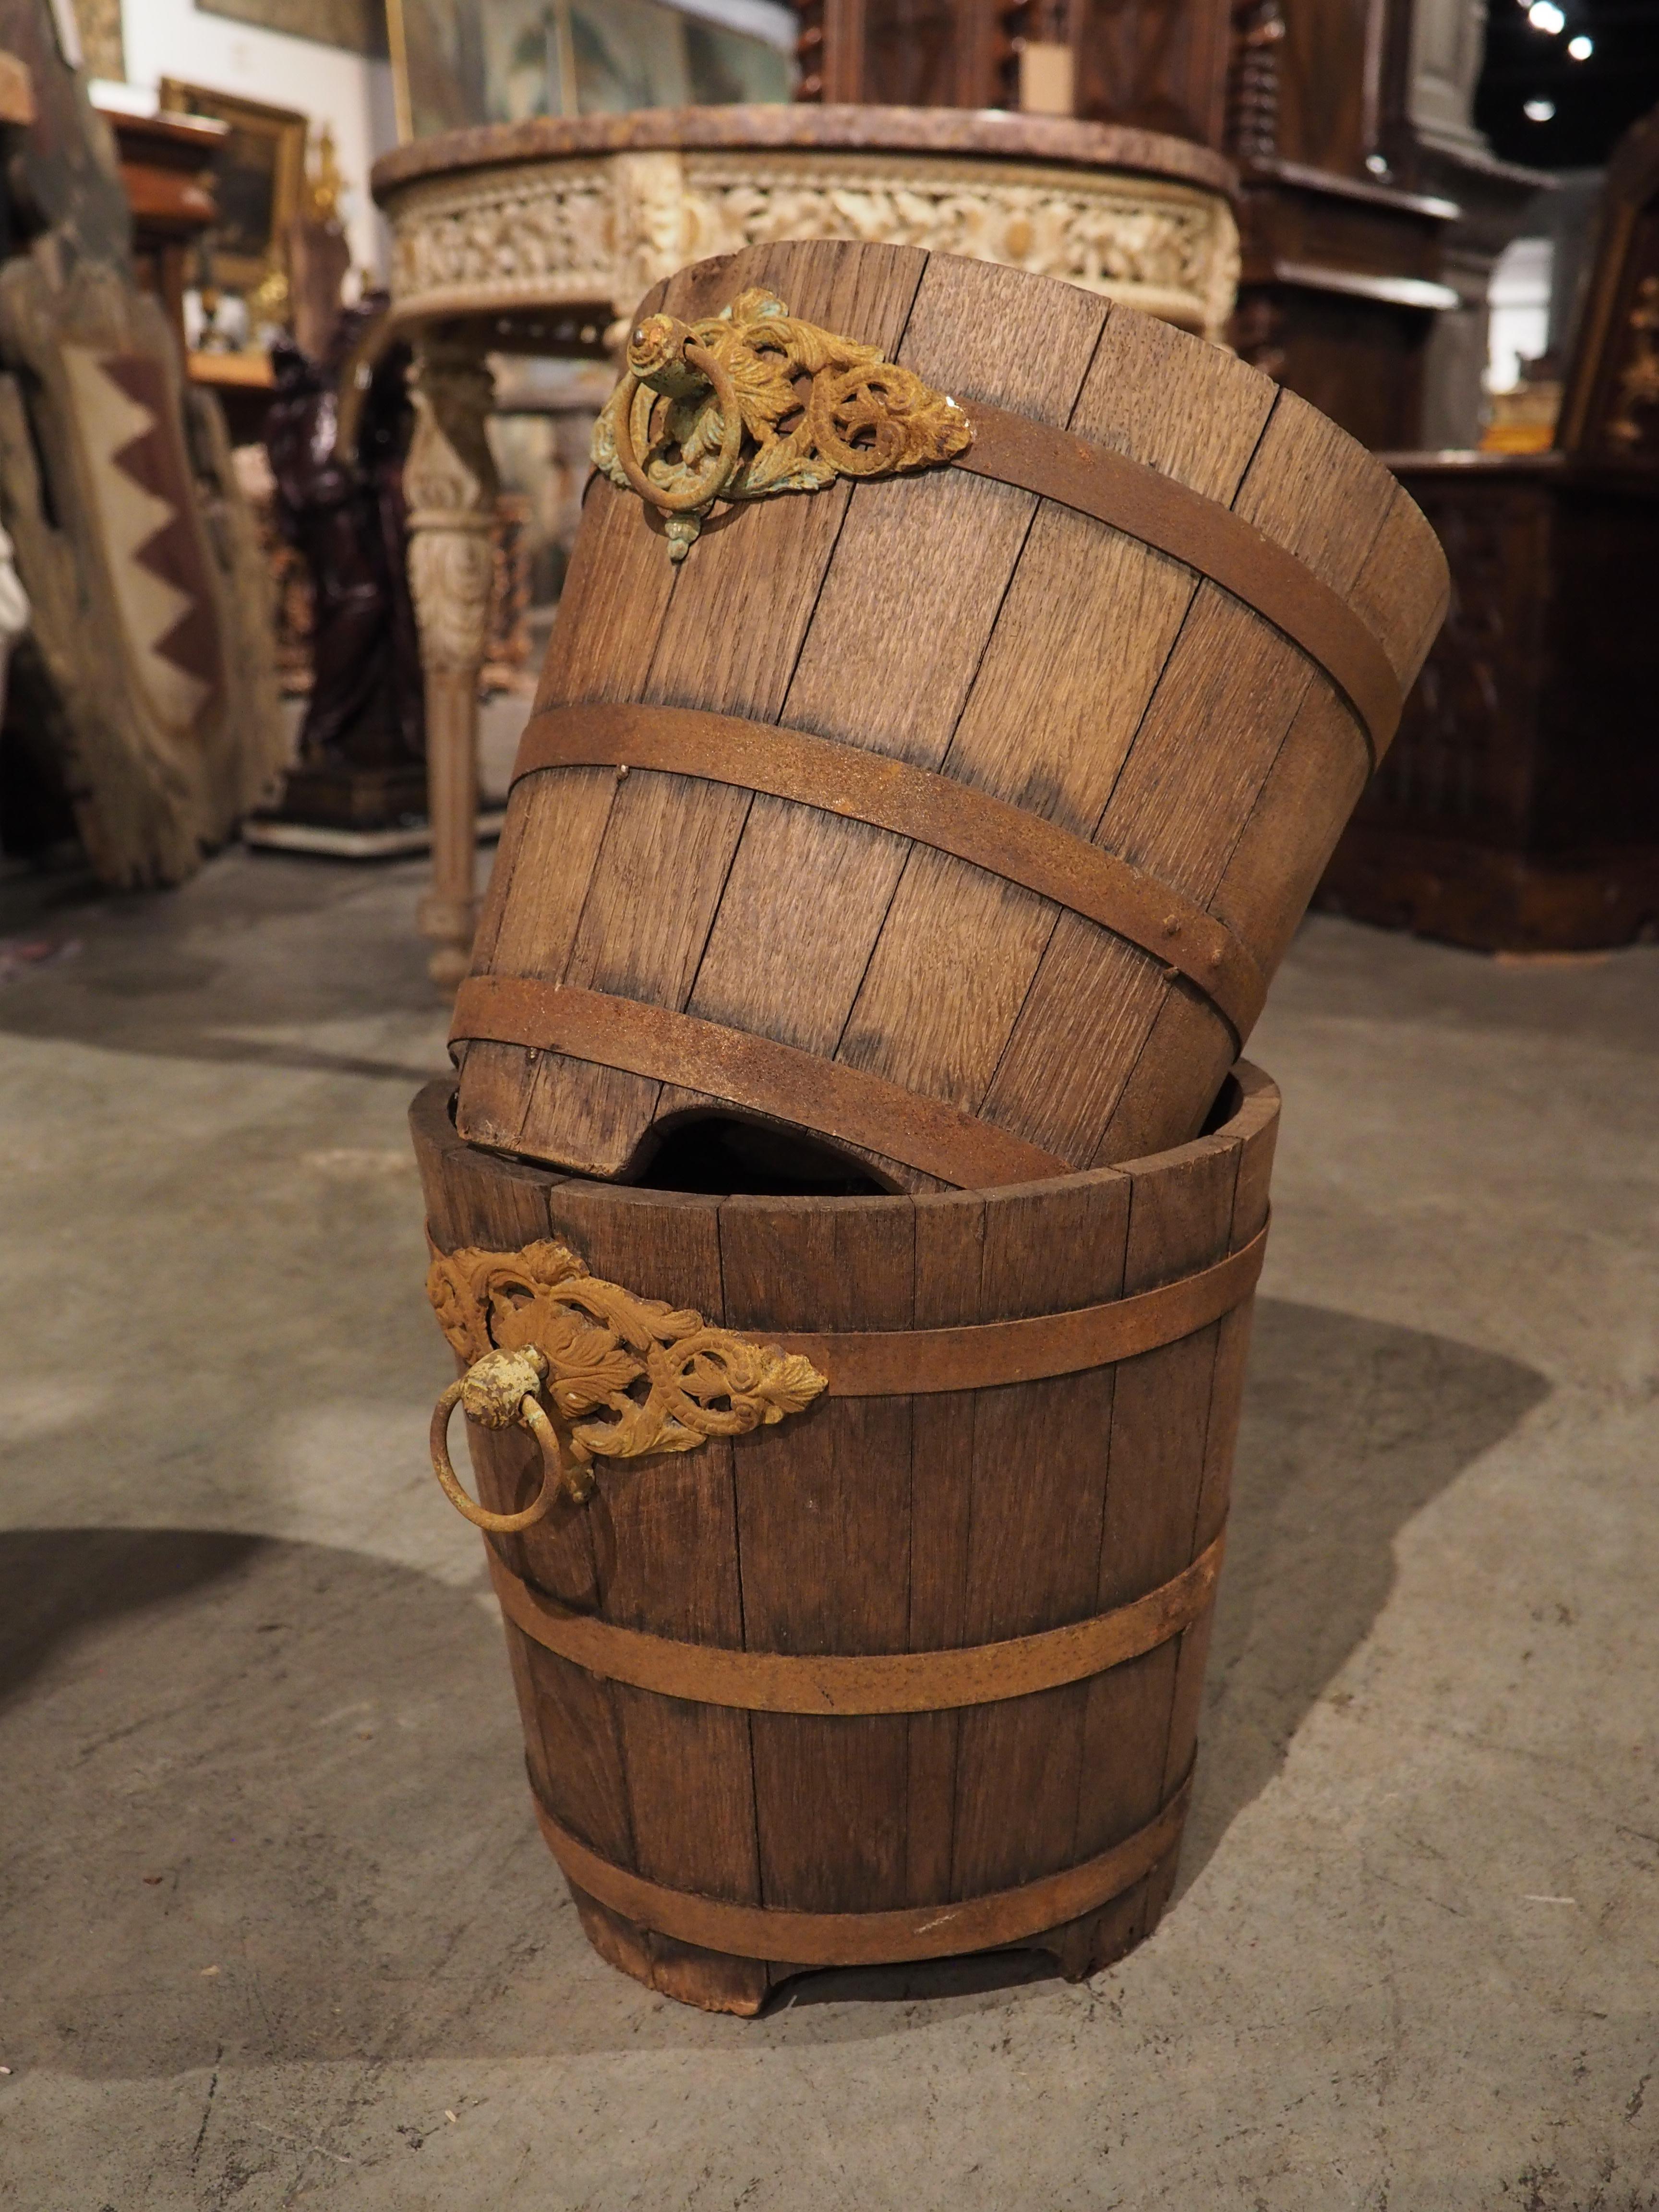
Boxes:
[449,975,1073,1189]
[509,702,1268,1039]
[770,1216,1266,1395]
[956,403,1403,763]
[531,1769,1192,1965]
[475,1217,1258,1701]
[489,1529,1224,1715]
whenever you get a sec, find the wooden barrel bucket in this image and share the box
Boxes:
[451,238,1443,1194]
[411,1059,1278,2015]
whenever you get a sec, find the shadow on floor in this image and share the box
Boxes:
[0,848,447,1084]
[0,1527,265,1709]
[1178,1293,1551,1893]
[1,1298,1548,2068]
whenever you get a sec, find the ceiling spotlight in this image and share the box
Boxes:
[1524,96,1557,120]
[1567,32,1593,56]
[1527,1,1565,30]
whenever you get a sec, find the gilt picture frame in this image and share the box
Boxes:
[385,0,793,144]
[195,0,388,59]
[157,80,308,292]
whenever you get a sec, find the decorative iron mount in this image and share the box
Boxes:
[591,287,974,560]
[426,1238,829,1529]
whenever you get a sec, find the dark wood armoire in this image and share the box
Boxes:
[1318,104,1659,951]
[793,0,1232,147]
[789,0,1542,454]
[1222,0,1552,452]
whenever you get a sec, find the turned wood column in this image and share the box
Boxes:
[404,329,498,992]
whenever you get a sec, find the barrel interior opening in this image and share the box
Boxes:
[634,1113,891,1197]
[1200,1072,1241,1135]
[763,1948,1058,2014]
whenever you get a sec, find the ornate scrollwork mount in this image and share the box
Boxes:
[591,287,974,560]
[1609,274,1659,452]
[425,1237,830,1520]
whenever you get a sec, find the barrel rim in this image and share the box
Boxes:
[414,1059,1278,1216]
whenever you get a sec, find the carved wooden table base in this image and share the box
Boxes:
[403,334,499,987]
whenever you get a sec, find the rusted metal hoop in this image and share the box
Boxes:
[487,1529,1224,1713]
[508,702,1270,1038]
[530,1767,1194,1965]
[430,1375,572,1532]
[609,340,744,516]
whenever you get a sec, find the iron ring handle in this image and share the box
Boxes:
[429,1347,593,1532]
[609,339,743,516]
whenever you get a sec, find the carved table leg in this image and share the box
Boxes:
[404,329,498,993]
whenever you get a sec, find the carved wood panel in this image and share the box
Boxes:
[795,0,1230,149]
[1269,0,1385,176]
[1070,0,1232,148]
[387,143,1240,343]
[1322,465,1659,949]
[1563,212,1659,465]
[1358,479,1547,840]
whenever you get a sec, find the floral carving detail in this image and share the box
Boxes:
[390,163,612,303]
[404,335,499,674]
[385,153,1238,344]
[683,176,1218,306]
[591,287,972,558]
[427,1237,828,1474]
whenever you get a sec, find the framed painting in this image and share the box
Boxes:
[70,0,124,80]
[156,80,308,291]
[195,0,388,59]
[387,0,793,143]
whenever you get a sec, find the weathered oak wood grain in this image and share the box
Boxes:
[422,1051,1277,2011]
[456,245,1441,1196]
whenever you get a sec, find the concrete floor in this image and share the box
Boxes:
[0,847,1656,2212]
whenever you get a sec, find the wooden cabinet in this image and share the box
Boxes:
[1223,0,1491,452]
[793,0,1232,149]
[1065,0,1232,144]
[95,105,223,357]
[1318,458,1659,948]
[789,0,1541,453]
[1320,107,1659,951]
[1232,160,1458,451]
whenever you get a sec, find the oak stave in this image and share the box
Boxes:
[411,1059,1278,2012]
[454,240,1444,1193]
